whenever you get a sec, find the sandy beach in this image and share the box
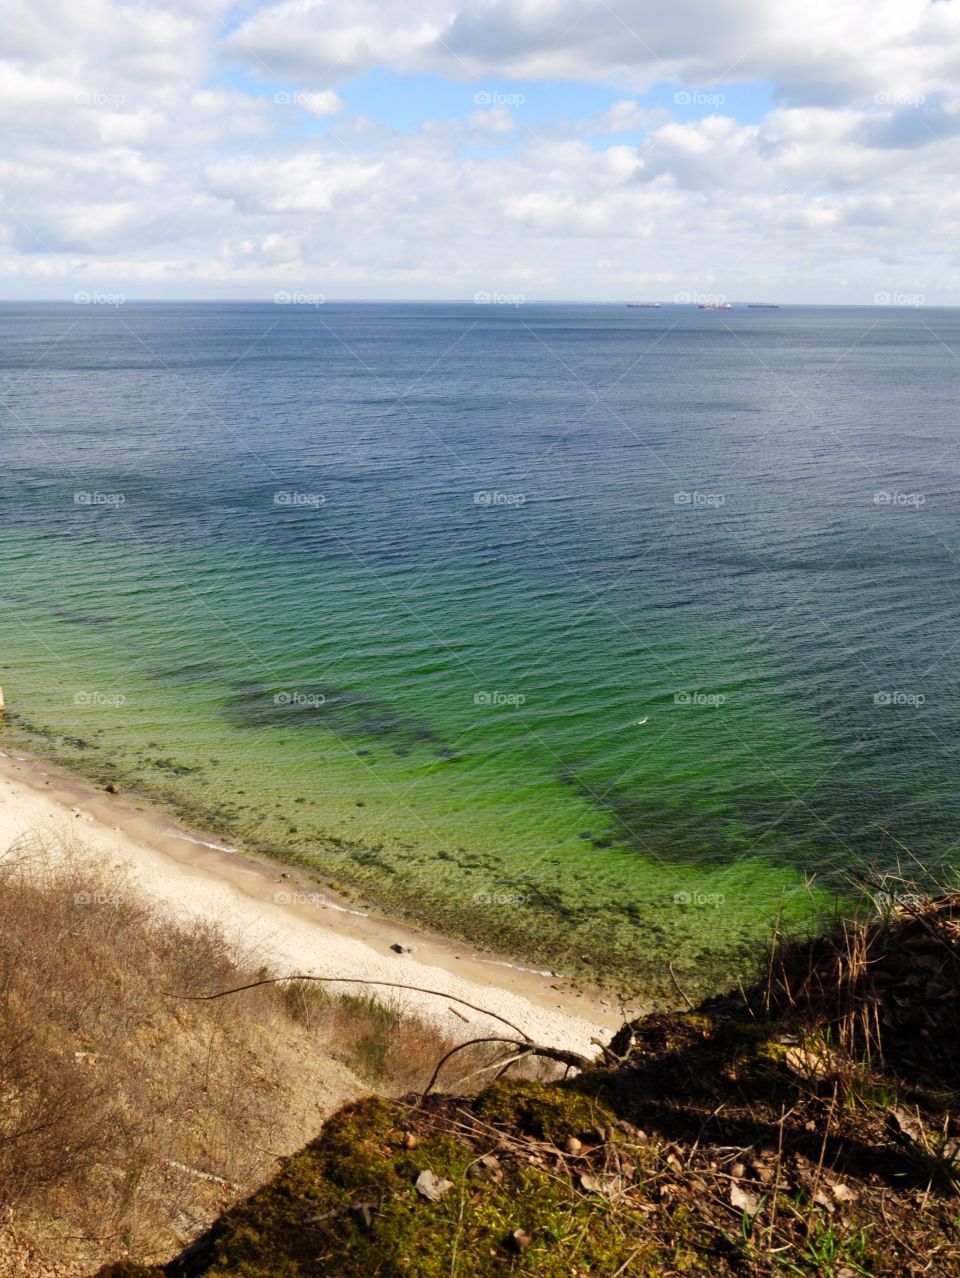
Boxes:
[0,747,627,1056]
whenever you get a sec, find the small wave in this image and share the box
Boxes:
[479,958,553,977]
[310,895,369,917]
[165,830,237,854]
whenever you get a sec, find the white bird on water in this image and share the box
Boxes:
[633,716,648,726]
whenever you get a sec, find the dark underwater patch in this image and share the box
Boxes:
[149,660,224,685]
[564,766,884,886]
[47,604,113,628]
[222,680,444,755]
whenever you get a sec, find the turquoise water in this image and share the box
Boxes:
[2,301,958,987]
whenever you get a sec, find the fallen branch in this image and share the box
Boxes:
[423,1036,591,1095]
[165,974,532,1041]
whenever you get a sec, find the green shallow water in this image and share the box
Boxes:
[2,527,834,988]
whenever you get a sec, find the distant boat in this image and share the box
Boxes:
[747,303,780,309]
[627,302,660,308]
[698,302,732,310]
[633,717,648,726]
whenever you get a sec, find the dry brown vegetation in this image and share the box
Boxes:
[0,838,497,1276]
[96,880,960,1277]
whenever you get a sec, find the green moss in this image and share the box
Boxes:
[475,1079,616,1143]
[163,1092,713,1278]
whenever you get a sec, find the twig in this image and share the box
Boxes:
[423,1037,591,1096]
[810,1083,838,1208]
[669,962,695,1011]
[611,1247,642,1277]
[766,1103,787,1251]
[459,1050,534,1089]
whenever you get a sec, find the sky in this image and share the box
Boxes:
[1,0,959,302]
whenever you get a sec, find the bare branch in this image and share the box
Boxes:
[423,1036,592,1095]
[165,974,532,1041]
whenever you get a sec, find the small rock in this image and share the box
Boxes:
[509,1229,531,1253]
[103,782,119,794]
[415,1169,453,1202]
[391,942,415,954]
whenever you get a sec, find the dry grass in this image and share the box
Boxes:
[754,871,960,1088]
[0,837,500,1274]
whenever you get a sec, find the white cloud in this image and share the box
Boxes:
[590,100,662,133]
[225,0,960,106]
[467,104,517,134]
[1,0,960,300]
[207,153,383,214]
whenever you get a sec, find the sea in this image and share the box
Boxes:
[1,300,957,988]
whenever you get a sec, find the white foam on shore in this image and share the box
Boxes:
[312,895,369,918]
[480,958,554,978]
[165,830,237,854]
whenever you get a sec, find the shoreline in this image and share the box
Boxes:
[0,746,631,1055]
